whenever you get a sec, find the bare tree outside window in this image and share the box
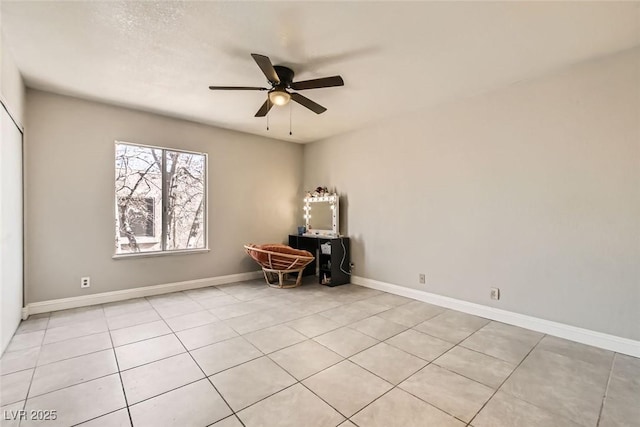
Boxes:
[115,142,206,255]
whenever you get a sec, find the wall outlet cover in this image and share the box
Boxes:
[81,277,91,288]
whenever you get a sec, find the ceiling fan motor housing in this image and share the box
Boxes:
[273,65,295,88]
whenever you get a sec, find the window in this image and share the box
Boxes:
[115,142,207,255]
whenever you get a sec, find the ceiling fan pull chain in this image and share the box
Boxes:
[266,99,270,131]
[289,102,293,136]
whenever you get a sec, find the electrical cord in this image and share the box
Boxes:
[339,237,351,275]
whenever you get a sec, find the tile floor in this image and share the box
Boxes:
[1,278,638,427]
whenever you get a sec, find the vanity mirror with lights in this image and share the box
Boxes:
[289,192,350,286]
[303,193,339,236]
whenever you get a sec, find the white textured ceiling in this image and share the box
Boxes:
[2,1,639,143]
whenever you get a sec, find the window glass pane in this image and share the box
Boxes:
[164,150,206,250]
[115,144,162,254]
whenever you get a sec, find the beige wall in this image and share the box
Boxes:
[1,32,25,124]
[304,48,640,340]
[25,90,303,303]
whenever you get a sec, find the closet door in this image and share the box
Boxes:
[1,106,24,354]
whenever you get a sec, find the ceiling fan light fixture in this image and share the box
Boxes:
[269,89,291,106]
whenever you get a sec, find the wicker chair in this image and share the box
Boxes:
[244,244,315,288]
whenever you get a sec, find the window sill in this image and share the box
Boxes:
[113,248,210,260]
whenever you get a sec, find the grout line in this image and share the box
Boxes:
[595,352,617,427]
[152,299,241,425]
[174,335,242,423]
[69,407,127,427]
[16,328,46,404]
[465,333,546,426]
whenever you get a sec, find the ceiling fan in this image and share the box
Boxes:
[209,53,344,117]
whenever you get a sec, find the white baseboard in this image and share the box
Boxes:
[23,271,263,317]
[352,275,640,358]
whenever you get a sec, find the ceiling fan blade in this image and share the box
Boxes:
[290,92,327,114]
[254,99,273,117]
[290,76,344,91]
[251,53,280,85]
[208,86,268,91]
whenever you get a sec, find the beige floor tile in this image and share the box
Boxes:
[121,353,203,404]
[269,339,343,380]
[286,314,342,338]
[338,421,357,427]
[349,316,407,340]
[146,292,193,307]
[47,306,105,329]
[209,301,269,320]
[347,299,392,316]
[288,298,342,316]
[501,348,609,426]
[244,324,307,354]
[163,310,217,332]
[153,301,204,319]
[1,369,33,405]
[29,349,118,397]
[22,374,126,427]
[103,298,153,318]
[115,334,185,370]
[1,346,39,375]
[350,342,427,384]
[43,319,108,345]
[175,321,238,350]
[183,286,225,300]
[190,336,262,375]
[223,310,282,335]
[106,309,160,331]
[318,305,371,325]
[313,327,378,357]
[362,293,413,308]
[15,318,49,334]
[110,320,171,347]
[129,379,231,427]
[76,409,131,426]
[211,356,296,411]
[435,346,516,388]
[303,360,392,417]
[237,383,344,427]
[37,332,112,366]
[211,415,244,427]
[195,295,242,309]
[600,354,640,427]
[472,391,581,427]
[221,288,273,302]
[377,301,444,327]
[386,328,453,361]
[6,330,45,352]
[351,388,464,427]
[460,322,542,364]
[399,364,493,422]
[536,335,614,368]
[414,310,489,343]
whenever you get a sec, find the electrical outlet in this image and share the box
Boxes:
[419,274,426,284]
[490,287,500,300]
[81,277,91,288]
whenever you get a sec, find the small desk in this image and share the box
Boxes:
[288,235,351,287]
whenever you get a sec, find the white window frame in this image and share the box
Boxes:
[113,141,209,259]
